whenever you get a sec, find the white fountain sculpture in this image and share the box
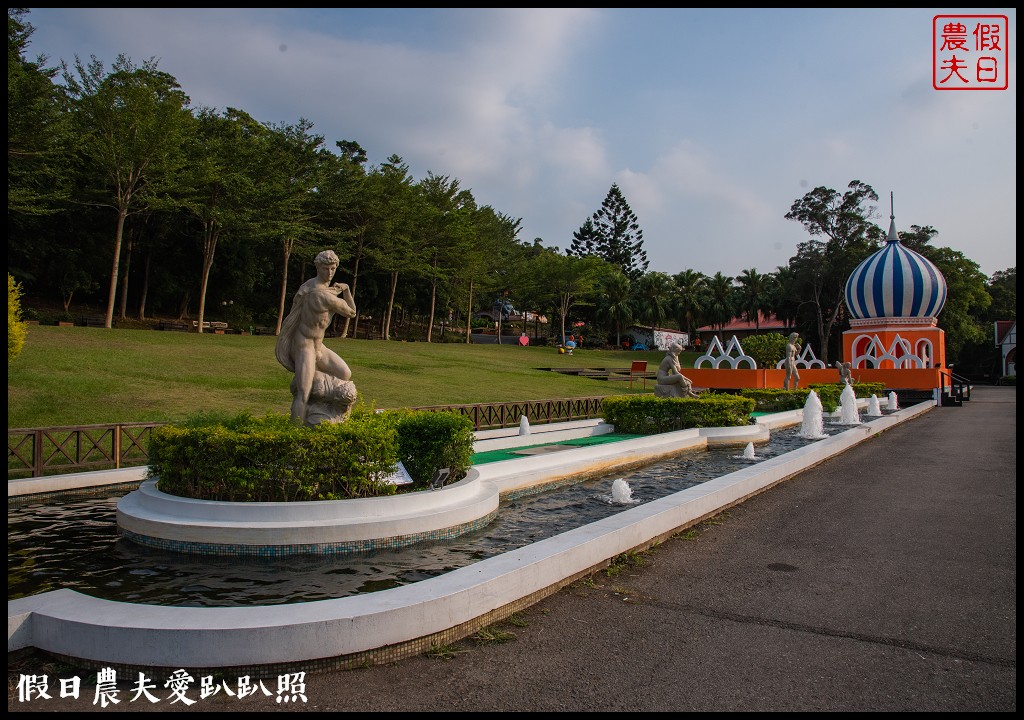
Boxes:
[838,383,862,425]
[611,478,634,504]
[888,391,899,411]
[866,394,882,416]
[519,415,531,436]
[800,390,828,440]
[736,441,761,461]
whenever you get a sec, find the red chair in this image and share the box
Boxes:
[629,360,648,390]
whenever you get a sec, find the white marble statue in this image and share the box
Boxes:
[275,250,358,425]
[654,341,699,398]
[783,332,801,390]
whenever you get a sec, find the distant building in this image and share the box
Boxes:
[625,326,689,351]
[996,320,1016,378]
[695,313,791,346]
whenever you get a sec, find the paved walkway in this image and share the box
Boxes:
[8,387,1015,712]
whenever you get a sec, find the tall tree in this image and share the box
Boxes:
[704,272,736,331]
[179,107,257,333]
[570,183,649,280]
[261,118,331,335]
[416,173,476,342]
[736,268,774,330]
[532,250,607,345]
[567,217,601,257]
[635,271,674,346]
[596,270,634,347]
[62,54,192,328]
[672,269,708,340]
[7,8,69,222]
[784,180,882,363]
[365,155,420,340]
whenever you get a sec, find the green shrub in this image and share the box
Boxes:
[737,388,808,412]
[8,274,28,362]
[148,411,400,502]
[388,409,475,488]
[147,407,476,501]
[741,333,788,368]
[601,394,755,434]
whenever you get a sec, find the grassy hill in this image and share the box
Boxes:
[7,326,687,428]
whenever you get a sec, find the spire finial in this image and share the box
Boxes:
[890,191,894,221]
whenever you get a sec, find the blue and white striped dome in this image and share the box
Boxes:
[844,216,947,320]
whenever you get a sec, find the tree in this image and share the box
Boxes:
[569,183,649,280]
[365,155,421,340]
[62,54,192,328]
[568,217,601,257]
[596,270,633,347]
[985,268,1016,322]
[178,107,258,333]
[532,250,607,344]
[9,274,28,362]
[7,8,69,221]
[635,271,674,345]
[416,173,476,342]
[784,180,882,364]
[735,268,774,330]
[672,269,708,340]
[260,118,331,335]
[704,272,736,330]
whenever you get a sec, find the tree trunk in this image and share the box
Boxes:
[343,250,362,339]
[465,279,473,344]
[196,222,219,335]
[137,252,150,320]
[104,206,129,328]
[275,239,293,335]
[426,257,438,343]
[384,271,399,340]
[118,234,133,320]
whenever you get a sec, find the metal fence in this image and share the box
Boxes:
[7,397,608,479]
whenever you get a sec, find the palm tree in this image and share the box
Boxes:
[635,271,674,346]
[672,269,708,340]
[705,272,736,331]
[736,268,774,331]
[596,270,634,348]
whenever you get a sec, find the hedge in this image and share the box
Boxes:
[147,409,474,502]
[601,394,755,434]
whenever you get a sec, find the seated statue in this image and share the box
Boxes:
[654,341,699,398]
[836,361,853,385]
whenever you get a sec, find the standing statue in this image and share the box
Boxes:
[654,341,699,398]
[275,250,358,426]
[783,332,801,390]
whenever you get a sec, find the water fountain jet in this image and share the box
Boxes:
[611,478,633,504]
[799,390,828,440]
[866,394,882,416]
[838,384,862,425]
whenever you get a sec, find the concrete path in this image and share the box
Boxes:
[8,387,1015,712]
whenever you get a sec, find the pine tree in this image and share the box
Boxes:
[579,183,649,280]
[568,217,601,257]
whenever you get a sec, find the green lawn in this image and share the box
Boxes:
[7,326,689,429]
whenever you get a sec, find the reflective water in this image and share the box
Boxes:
[9,423,861,608]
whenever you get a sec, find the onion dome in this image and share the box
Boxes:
[844,211,946,321]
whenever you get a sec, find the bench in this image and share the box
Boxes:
[192,321,229,334]
[84,316,107,328]
[159,321,190,332]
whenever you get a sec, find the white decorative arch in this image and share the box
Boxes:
[851,333,924,368]
[694,335,757,369]
[774,341,826,369]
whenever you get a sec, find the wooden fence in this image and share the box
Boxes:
[7,397,608,480]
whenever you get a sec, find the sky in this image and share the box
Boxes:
[21,8,1017,279]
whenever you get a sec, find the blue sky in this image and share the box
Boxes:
[22,8,1016,278]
